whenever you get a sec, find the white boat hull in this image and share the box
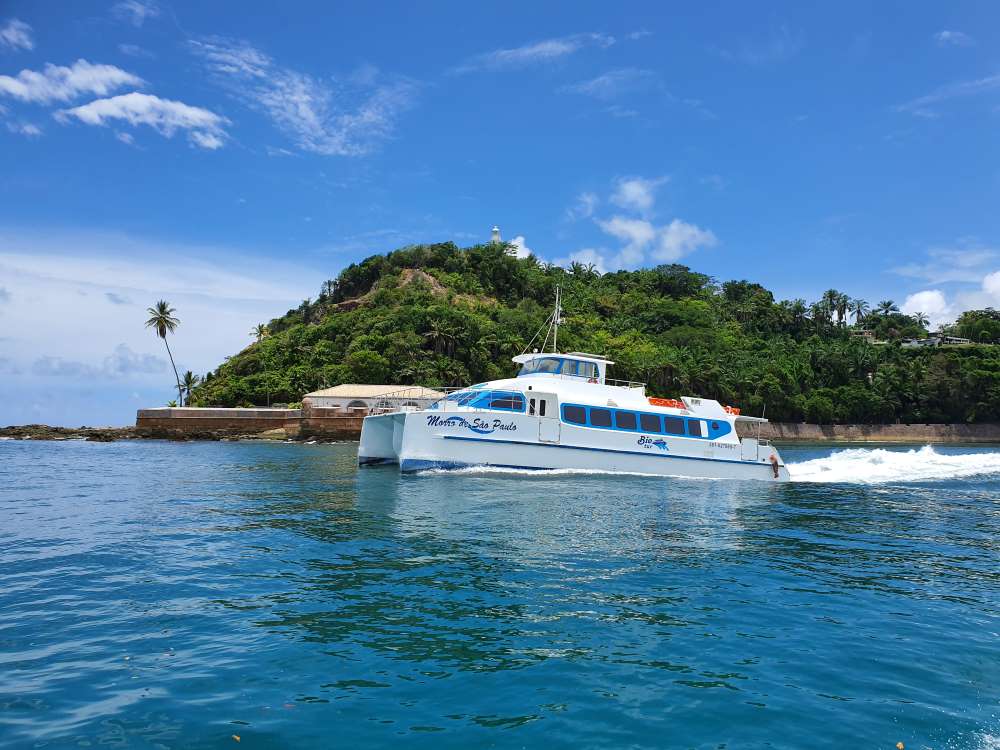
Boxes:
[359,410,790,482]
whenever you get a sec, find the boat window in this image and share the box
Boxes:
[539,400,547,417]
[640,413,662,433]
[589,408,612,428]
[563,405,587,424]
[687,419,703,437]
[488,392,525,411]
[577,361,597,379]
[519,357,563,376]
[614,411,637,430]
[663,416,685,435]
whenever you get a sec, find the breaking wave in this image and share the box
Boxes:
[788,445,1000,484]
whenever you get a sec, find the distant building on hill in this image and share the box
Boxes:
[302,384,443,414]
[490,225,502,245]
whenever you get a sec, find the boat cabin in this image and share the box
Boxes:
[512,352,611,384]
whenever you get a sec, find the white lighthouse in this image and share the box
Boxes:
[490,225,501,245]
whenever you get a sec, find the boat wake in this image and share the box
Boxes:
[788,445,1000,484]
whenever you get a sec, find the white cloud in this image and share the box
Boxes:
[190,37,417,157]
[983,270,1000,301]
[598,216,657,264]
[655,219,718,261]
[509,235,532,259]
[901,290,951,328]
[0,59,143,104]
[118,43,154,59]
[610,175,668,214]
[115,130,135,145]
[934,30,974,48]
[566,192,598,221]
[712,25,804,65]
[0,18,33,51]
[56,92,229,149]
[893,246,998,283]
[33,343,167,378]
[454,33,615,73]
[897,73,1000,117]
[559,68,657,100]
[555,248,608,274]
[0,227,318,401]
[6,121,41,137]
[112,0,160,27]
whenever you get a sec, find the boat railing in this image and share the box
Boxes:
[520,372,646,390]
[368,387,445,416]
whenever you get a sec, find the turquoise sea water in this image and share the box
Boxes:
[1,440,998,749]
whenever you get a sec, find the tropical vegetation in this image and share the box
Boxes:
[188,242,1000,424]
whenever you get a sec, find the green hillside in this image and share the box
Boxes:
[190,242,1000,424]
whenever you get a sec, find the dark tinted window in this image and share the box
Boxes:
[640,413,662,433]
[489,393,524,411]
[614,411,637,430]
[663,416,685,435]
[687,419,703,437]
[590,408,612,427]
[563,405,586,424]
[710,421,720,431]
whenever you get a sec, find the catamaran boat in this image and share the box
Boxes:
[357,292,789,482]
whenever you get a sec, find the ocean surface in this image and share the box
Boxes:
[1,440,998,749]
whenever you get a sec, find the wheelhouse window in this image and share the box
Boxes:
[687,419,703,437]
[640,413,662,433]
[518,357,563,376]
[589,408,612,427]
[614,411,637,430]
[663,416,685,435]
[563,405,587,424]
[487,392,525,411]
[576,361,598,379]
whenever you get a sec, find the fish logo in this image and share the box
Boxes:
[652,439,668,451]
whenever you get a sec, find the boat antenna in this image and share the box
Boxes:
[520,285,562,356]
[552,285,561,353]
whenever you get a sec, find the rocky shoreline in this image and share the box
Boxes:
[0,424,138,441]
[0,424,317,442]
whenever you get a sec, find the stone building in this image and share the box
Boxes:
[302,384,443,414]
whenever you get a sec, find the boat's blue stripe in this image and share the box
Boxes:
[440,435,770,467]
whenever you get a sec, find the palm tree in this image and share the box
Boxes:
[251,324,269,342]
[851,298,870,326]
[876,299,899,316]
[145,300,183,406]
[835,293,850,326]
[912,311,929,328]
[181,370,200,406]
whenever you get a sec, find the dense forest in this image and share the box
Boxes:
[190,241,1000,424]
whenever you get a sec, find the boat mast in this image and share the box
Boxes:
[552,285,561,353]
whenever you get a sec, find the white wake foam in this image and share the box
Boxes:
[788,445,1000,484]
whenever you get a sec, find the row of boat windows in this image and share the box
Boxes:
[441,390,525,412]
[562,404,713,437]
[438,392,720,439]
[518,357,599,379]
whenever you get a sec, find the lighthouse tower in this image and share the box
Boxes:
[490,225,501,245]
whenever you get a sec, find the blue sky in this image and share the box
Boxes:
[1,1,999,425]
